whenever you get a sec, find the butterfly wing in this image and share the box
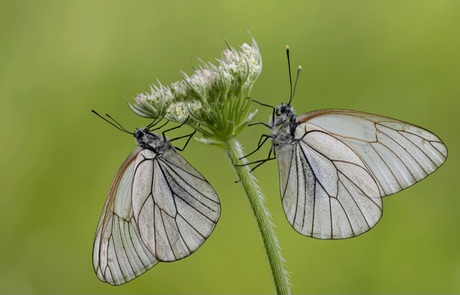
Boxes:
[93,147,221,285]
[93,147,158,286]
[131,148,221,262]
[277,109,447,239]
[277,129,383,239]
[299,109,448,195]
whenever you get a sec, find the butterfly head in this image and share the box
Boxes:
[134,128,170,153]
[275,103,296,120]
[270,103,298,146]
[273,103,297,128]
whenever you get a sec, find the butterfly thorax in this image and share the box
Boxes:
[271,103,298,146]
[134,129,171,154]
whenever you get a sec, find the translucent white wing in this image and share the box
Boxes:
[131,148,221,262]
[93,148,158,285]
[277,109,447,239]
[93,147,221,285]
[299,109,448,196]
[277,134,383,239]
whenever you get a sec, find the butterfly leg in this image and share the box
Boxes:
[171,129,197,151]
[239,134,271,160]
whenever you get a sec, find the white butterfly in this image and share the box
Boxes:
[247,59,447,239]
[266,105,447,239]
[92,112,221,285]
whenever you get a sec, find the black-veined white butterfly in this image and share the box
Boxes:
[246,50,448,240]
[92,111,221,285]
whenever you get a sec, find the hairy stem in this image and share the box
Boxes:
[225,137,290,295]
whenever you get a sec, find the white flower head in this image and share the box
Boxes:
[131,37,262,146]
[165,100,203,123]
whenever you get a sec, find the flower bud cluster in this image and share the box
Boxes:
[130,38,262,146]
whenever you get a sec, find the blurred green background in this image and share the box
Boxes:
[1,1,459,294]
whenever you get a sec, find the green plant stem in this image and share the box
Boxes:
[225,137,290,295]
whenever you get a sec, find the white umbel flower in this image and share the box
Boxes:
[130,38,262,146]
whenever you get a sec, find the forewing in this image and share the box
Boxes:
[299,109,448,196]
[93,147,158,286]
[131,149,221,262]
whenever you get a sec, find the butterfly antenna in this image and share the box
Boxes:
[286,46,301,106]
[92,110,132,134]
[286,45,294,105]
[292,65,302,102]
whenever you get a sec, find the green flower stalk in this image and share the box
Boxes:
[130,38,290,295]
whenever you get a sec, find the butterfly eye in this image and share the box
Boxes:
[134,129,144,139]
[275,105,286,116]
